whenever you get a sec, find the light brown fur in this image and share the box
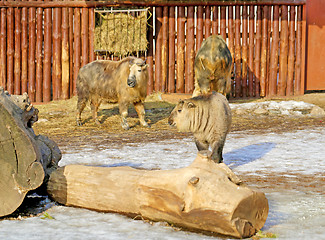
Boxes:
[76,56,149,130]
[168,92,232,163]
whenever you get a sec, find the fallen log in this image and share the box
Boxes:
[47,151,268,238]
[0,87,61,217]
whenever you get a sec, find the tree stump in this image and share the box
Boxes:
[0,87,61,217]
[47,151,268,238]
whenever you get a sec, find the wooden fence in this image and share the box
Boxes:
[0,0,306,102]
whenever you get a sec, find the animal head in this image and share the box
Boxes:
[127,58,148,88]
[168,99,197,132]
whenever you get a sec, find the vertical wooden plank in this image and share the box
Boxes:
[35,4,43,102]
[242,6,248,97]
[62,7,70,100]
[266,6,272,96]
[7,7,14,94]
[286,6,295,96]
[161,6,168,92]
[220,6,226,41]
[278,5,288,96]
[228,6,234,97]
[21,5,28,94]
[69,7,74,97]
[168,6,175,93]
[254,6,262,98]
[176,6,185,93]
[234,5,241,98]
[269,5,279,97]
[81,8,89,67]
[185,6,195,94]
[295,5,302,95]
[73,7,81,96]
[155,7,163,92]
[196,6,204,52]
[53,7,62,100]
[89,8,95,62]
[212,6,218,35]
[248,5,255,97]
[0,8,6,89]
[260,6,269,97]
[14,7,21,95]
[147,7,154,95]
[43,6,52,102]
[204,6,211,39]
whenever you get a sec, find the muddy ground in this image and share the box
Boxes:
[33,92,325,147]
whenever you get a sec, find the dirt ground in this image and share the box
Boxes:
[33,92,325,147]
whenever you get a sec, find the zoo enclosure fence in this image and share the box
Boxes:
[0,0,306,102]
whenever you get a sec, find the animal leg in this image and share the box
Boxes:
[76,98,87,126]
[210,139,225,163]
[134,101,149,128]
[119,102,130,130]
[90,98,101,125]
[194,139,209,151]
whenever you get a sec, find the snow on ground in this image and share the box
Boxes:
[1,124,324,240]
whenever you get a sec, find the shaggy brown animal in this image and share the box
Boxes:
[168,92,232,163]
[192,35,232,98]
[76,56,149,130]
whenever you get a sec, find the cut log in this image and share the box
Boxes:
[47,151,268,238]
[0,87,61,217]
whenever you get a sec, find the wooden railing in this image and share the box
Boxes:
[0,0,306,102]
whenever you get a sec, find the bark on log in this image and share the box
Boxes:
[47,151,268,239]
[0,88,61,217]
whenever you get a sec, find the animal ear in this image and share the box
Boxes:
[187,101,196,108]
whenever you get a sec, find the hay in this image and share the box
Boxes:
[94,10,148,56]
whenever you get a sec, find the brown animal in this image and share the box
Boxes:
[168,92,232,163]
[192,35,232,98]
[76,56,149,130]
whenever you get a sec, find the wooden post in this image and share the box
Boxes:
[234,6,241,98]
[7,7,14,95]
[35,4,43,102]
[176,6,185,93]
[73,8,81,96]
[53,7,62,100]
[14,7,21,95]
[278,5,288,96]
[88,8,95,62]
[0,8,6,89]
[81,8,89,67]
[62,7,70,100]
[204,6,211,39]
[248,6,255,97]
[147,7,154,95]
[161,6,168,92]
[185,6,195,94]
[69,8,74,97]
[155,7,162,92]
[295,6,302,95]
[269,5,279,97]
[228,6,234,98]
[168,6,175,93]
[242,6,248,98]
[260,6,269,97]
[254,6,262,98]
[43,6,52,102]
[286,6,295,96]
[212,6,218,35]
[21,5,28,94]
[220,6,226,41]
[196,6,204,52]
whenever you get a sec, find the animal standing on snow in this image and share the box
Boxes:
[168,92,232,163]
[76,56,149,130]
[192,35,232,98]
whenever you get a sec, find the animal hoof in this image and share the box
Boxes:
[76,121,83,126]
[122,124,130,130]
[142,122,150,128]
[95,120,101,125]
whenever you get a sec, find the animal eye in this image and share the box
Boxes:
[138,69,142,72]
[178,109,182,113]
